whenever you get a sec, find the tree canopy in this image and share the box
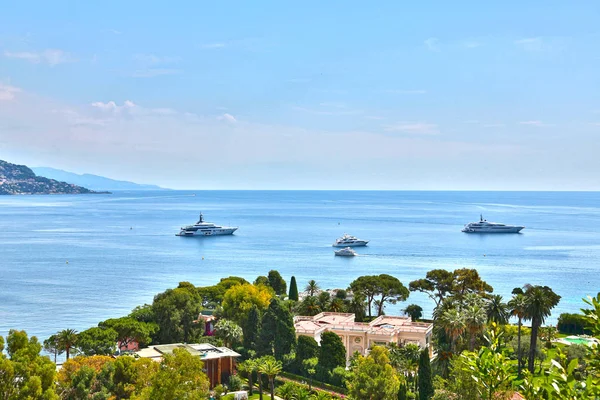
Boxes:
[221,283,273,327]
[289,276,299,301]
[256,299,296,360]
[268,270,287,296]
[347,346,400,400]
[349,274,409,317]
[152,282,204,344]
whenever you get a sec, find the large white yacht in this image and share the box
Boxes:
[334,247,357,257]
[462,215,524,233]
[176,213,238,236]
[332,234,369,247]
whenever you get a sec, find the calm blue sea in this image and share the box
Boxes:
[1,191,599,342]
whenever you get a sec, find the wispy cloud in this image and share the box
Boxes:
[217,113,237,123]
[424,37,440,52]
[384,89,427,95]
[364,116,385,121]
[132,53,180,65]
[201,42,227,49]
[319,102,346,108]
[4,49,74,66]
[463,40,481,48]
[131,68,181,78]
[515,37,545,52]
[383,122,439,135]
[519,120,552,127]
[91,100,136,113]
[0,83,21,101]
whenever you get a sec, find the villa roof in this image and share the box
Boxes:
[136,343,240,361]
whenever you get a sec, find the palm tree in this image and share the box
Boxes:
[305,280,320,296]
[57,329,78,360]
[294,388,312,400]
[329,298,345,312]
[310,392,332,400]
[258,357,283,400]
[256,358,265,400]
[240,359,258,396]
[522,285,561,373]
[486,295,509,324]
[276,382,297,400]
[464,304,487,351]
[299,296,322,316]
[439,309,466,353]
[508,292,527,376]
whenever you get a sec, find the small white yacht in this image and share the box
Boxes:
[176,213,238,237]
[332,234,369,247]
[462,215,524,233]
[334,247,357,257]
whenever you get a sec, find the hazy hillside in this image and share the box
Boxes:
[32,167,164,191]
[0,160,96,195]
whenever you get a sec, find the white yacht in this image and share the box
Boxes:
[334,247,357,257]
[462,215,524,233]
[332,234,369,247]
[176,213,238,236]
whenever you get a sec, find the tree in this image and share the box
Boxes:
[259,356,283,400]
[255,275,270,287]
[439,309,465,353]
[486,295,509,325]
[305,280,320,296]
[242,304,262,350]
[404,304,423,321]
[409,269,454,308]
[56,355,114,398]
[464,303,487,351]
[256,299,296,360]
[76,326,118,356]
[319,331,346,374]
[139,348,209,399]
[57,329,78,360]
[417,349,434,400]
[43,334,63,363]
[297,296,322,316]
[388,343,420,391]
[452,269,493,301]
[522,285,561,373]
[99,317,156,350]
[350,274,410,317]
[398,383,408,400]
[302,357,318,390]
[289,276,299,301]
[152,282,204,343]
[221,283,272,327]
[239,359,259,396]
[268,270,287,296]
[296,335,320,372]
[508,292,527,376]
[347,346,400,400]
[214,319,243,348]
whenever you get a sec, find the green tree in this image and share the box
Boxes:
[128,304,155,323]
[242,304,261,350]
[464,303,487,351]
[221,283,272,327]
[239,358,259,396]
[255,275,270,287]
[268,270,287,296]
[99,317,156,350]
[350,274,410,317]
[256,299,296,360]
[152,282,204,344]
[439,309,465,353]
[397,383,408,400]
[57,329,78,360]
[76,326,118,356]
[258,356,283,400]
[302,357,318,390]
[417,349,434,400]
[347,346,400,400]
[296,335,320,372]
[508,290,527,376]
[409,269,493,308]
[297,296,322,316]
[305,280,320,296]
[214,319,243,348]
[43,334,63,363]
[319,331,346,376]
[139,348,209,399]
[486,295,509,325]
[289,276,299,301]
[404,304,423,321]
[522,285,561,373]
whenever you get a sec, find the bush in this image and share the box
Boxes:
[214,384,227,397]
[228,374,242,391]
[557,313,592,335]
[329,366,349,388]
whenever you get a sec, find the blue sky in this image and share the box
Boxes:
[1,1,599,189]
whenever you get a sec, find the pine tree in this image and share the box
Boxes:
[417,348,434,400]
[256,299,296,360]
[319,331,346,377]
[268,270,287,296]
[243,305,261,350]
[289,276,299,301]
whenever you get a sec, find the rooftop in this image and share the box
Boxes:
[136,343,240,361]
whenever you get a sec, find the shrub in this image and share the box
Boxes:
[228,374,242,391]
[214,384,226,397]
[557,313,592,335]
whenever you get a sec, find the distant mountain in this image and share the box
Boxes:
[0,160,98,195]
[32,167,165,191]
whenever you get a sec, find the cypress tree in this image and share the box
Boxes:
[243,304,261,350]
[417,348,434,400]
[289,276,299,301]
[398,383,407,400]
[319,331,346,373]
[256,299,296,360]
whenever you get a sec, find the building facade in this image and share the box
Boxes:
[294,312,433,361]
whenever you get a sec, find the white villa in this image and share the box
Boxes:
[294,312,433,361]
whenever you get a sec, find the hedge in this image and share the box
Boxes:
[557,313,591,335]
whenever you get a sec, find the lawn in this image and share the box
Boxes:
[221,394,262,400]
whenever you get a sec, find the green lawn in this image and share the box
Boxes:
[221,394,262,400]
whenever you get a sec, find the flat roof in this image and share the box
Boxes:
[136,343,240,361]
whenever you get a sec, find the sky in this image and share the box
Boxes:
[1,1,599,190]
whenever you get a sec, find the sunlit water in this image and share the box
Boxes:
[1,191,599,342]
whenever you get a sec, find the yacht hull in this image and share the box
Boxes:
[462,226,524,233]
[332,241,369,247]
[176,227,238,236]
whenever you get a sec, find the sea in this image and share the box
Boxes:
[1,191,599,343]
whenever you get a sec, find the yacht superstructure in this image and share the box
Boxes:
[176,213,238,236]
[334,247,357,256]
[462,215,524,233]
[332,234,369,247]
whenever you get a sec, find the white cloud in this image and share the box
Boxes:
[0,83,21,101]
[4,49,74,66]
[515,37,544,52]
[383,122,439,135]
[424,37,440,51]
[201,43,227,49]
[218,113,237,123]
[384,89,427,95]
[91,100,136,113]
[131,68,181,78]
[519,120,552,127]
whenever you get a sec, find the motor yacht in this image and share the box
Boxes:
[334,247,357,256]
[332,234,369,247]
[176,213,238,236]
[462,215,524,233]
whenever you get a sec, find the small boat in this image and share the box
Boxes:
[334,247,357,257]
[332,234,369,247]
[462,214,524,233]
